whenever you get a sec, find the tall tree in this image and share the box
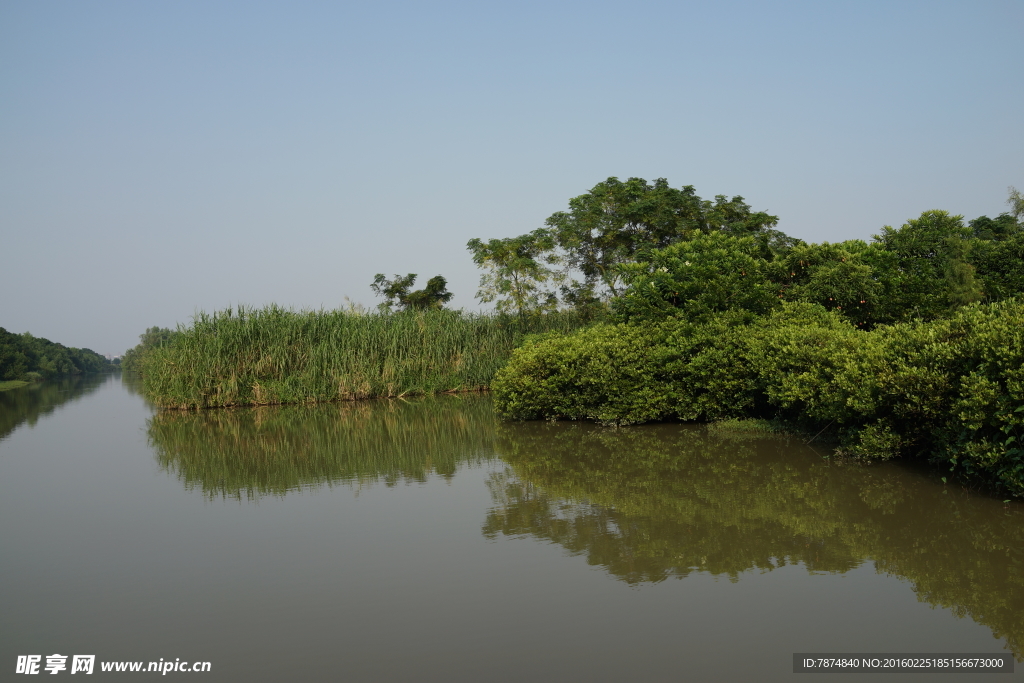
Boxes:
[871,210,983,320]
[466,229,562,316]
[467,177,782,312]
[544,177,779,300]
[1008,186,1024,222]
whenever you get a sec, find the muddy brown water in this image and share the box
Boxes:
[1,374,1021,682]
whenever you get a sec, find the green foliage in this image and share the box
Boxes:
[613,232,780,321]
[610,208,1024,329]
[466,229,562,315]
[545,177,780,300]
[870,210,984,320]
[771,240,882,326]
[370,273,454,312]
[970,213,1020,241]
[969,232,1024,301]
[492,311,763,425]
[139,305,590,409]
[489,322,678,425]
[494,300,1024,496]
[0,327,111,380]
[1007,186,1024,222]
[467,177,781,312]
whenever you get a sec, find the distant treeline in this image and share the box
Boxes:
[0,328,113,382]
[121,327,179,373]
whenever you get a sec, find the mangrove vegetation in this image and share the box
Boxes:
[491,182,1024,496]
[127,178,1024,495]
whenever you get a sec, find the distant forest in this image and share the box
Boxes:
[0,328,113,382]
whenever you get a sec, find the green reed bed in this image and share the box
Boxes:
[139,305,589,409]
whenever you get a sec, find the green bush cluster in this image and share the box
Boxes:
[493,300,1024,496]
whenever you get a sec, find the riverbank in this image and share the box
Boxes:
[137,305,594,409]
[0,380,30,392]
[492,300,1024,497]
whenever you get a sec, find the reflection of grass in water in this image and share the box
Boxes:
[706,418,791,437]
[485,421,1024,659]
[148,394,498,500]
[0,374,109,442]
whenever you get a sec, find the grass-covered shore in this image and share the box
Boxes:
[137,305,591,409]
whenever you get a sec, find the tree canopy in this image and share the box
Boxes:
[371,273,454,312]
[466,229,562,316]
[468,177,783,314]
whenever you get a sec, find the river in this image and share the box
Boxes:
[1,374,1021,681]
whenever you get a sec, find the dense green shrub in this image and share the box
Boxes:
[493,301,1024,495]
[493,310,764,425]
[613,233,779,322]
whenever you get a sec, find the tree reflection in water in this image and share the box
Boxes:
[147,396,1024,659]
[0,374,110,443]
[484,420,1024,659]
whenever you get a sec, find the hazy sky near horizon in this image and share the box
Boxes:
[2,0,1022,355]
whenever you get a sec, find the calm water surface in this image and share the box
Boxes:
[1,375,1022,682]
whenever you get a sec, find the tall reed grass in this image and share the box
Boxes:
[139,305,590,409]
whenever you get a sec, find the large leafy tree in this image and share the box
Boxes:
[771,241,883,327]
[466,229,562,316]
[467,177,781,312]
[870,210,984,320]
[545,177,780,300]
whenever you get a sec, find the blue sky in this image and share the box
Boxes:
[2,0,1021,355]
